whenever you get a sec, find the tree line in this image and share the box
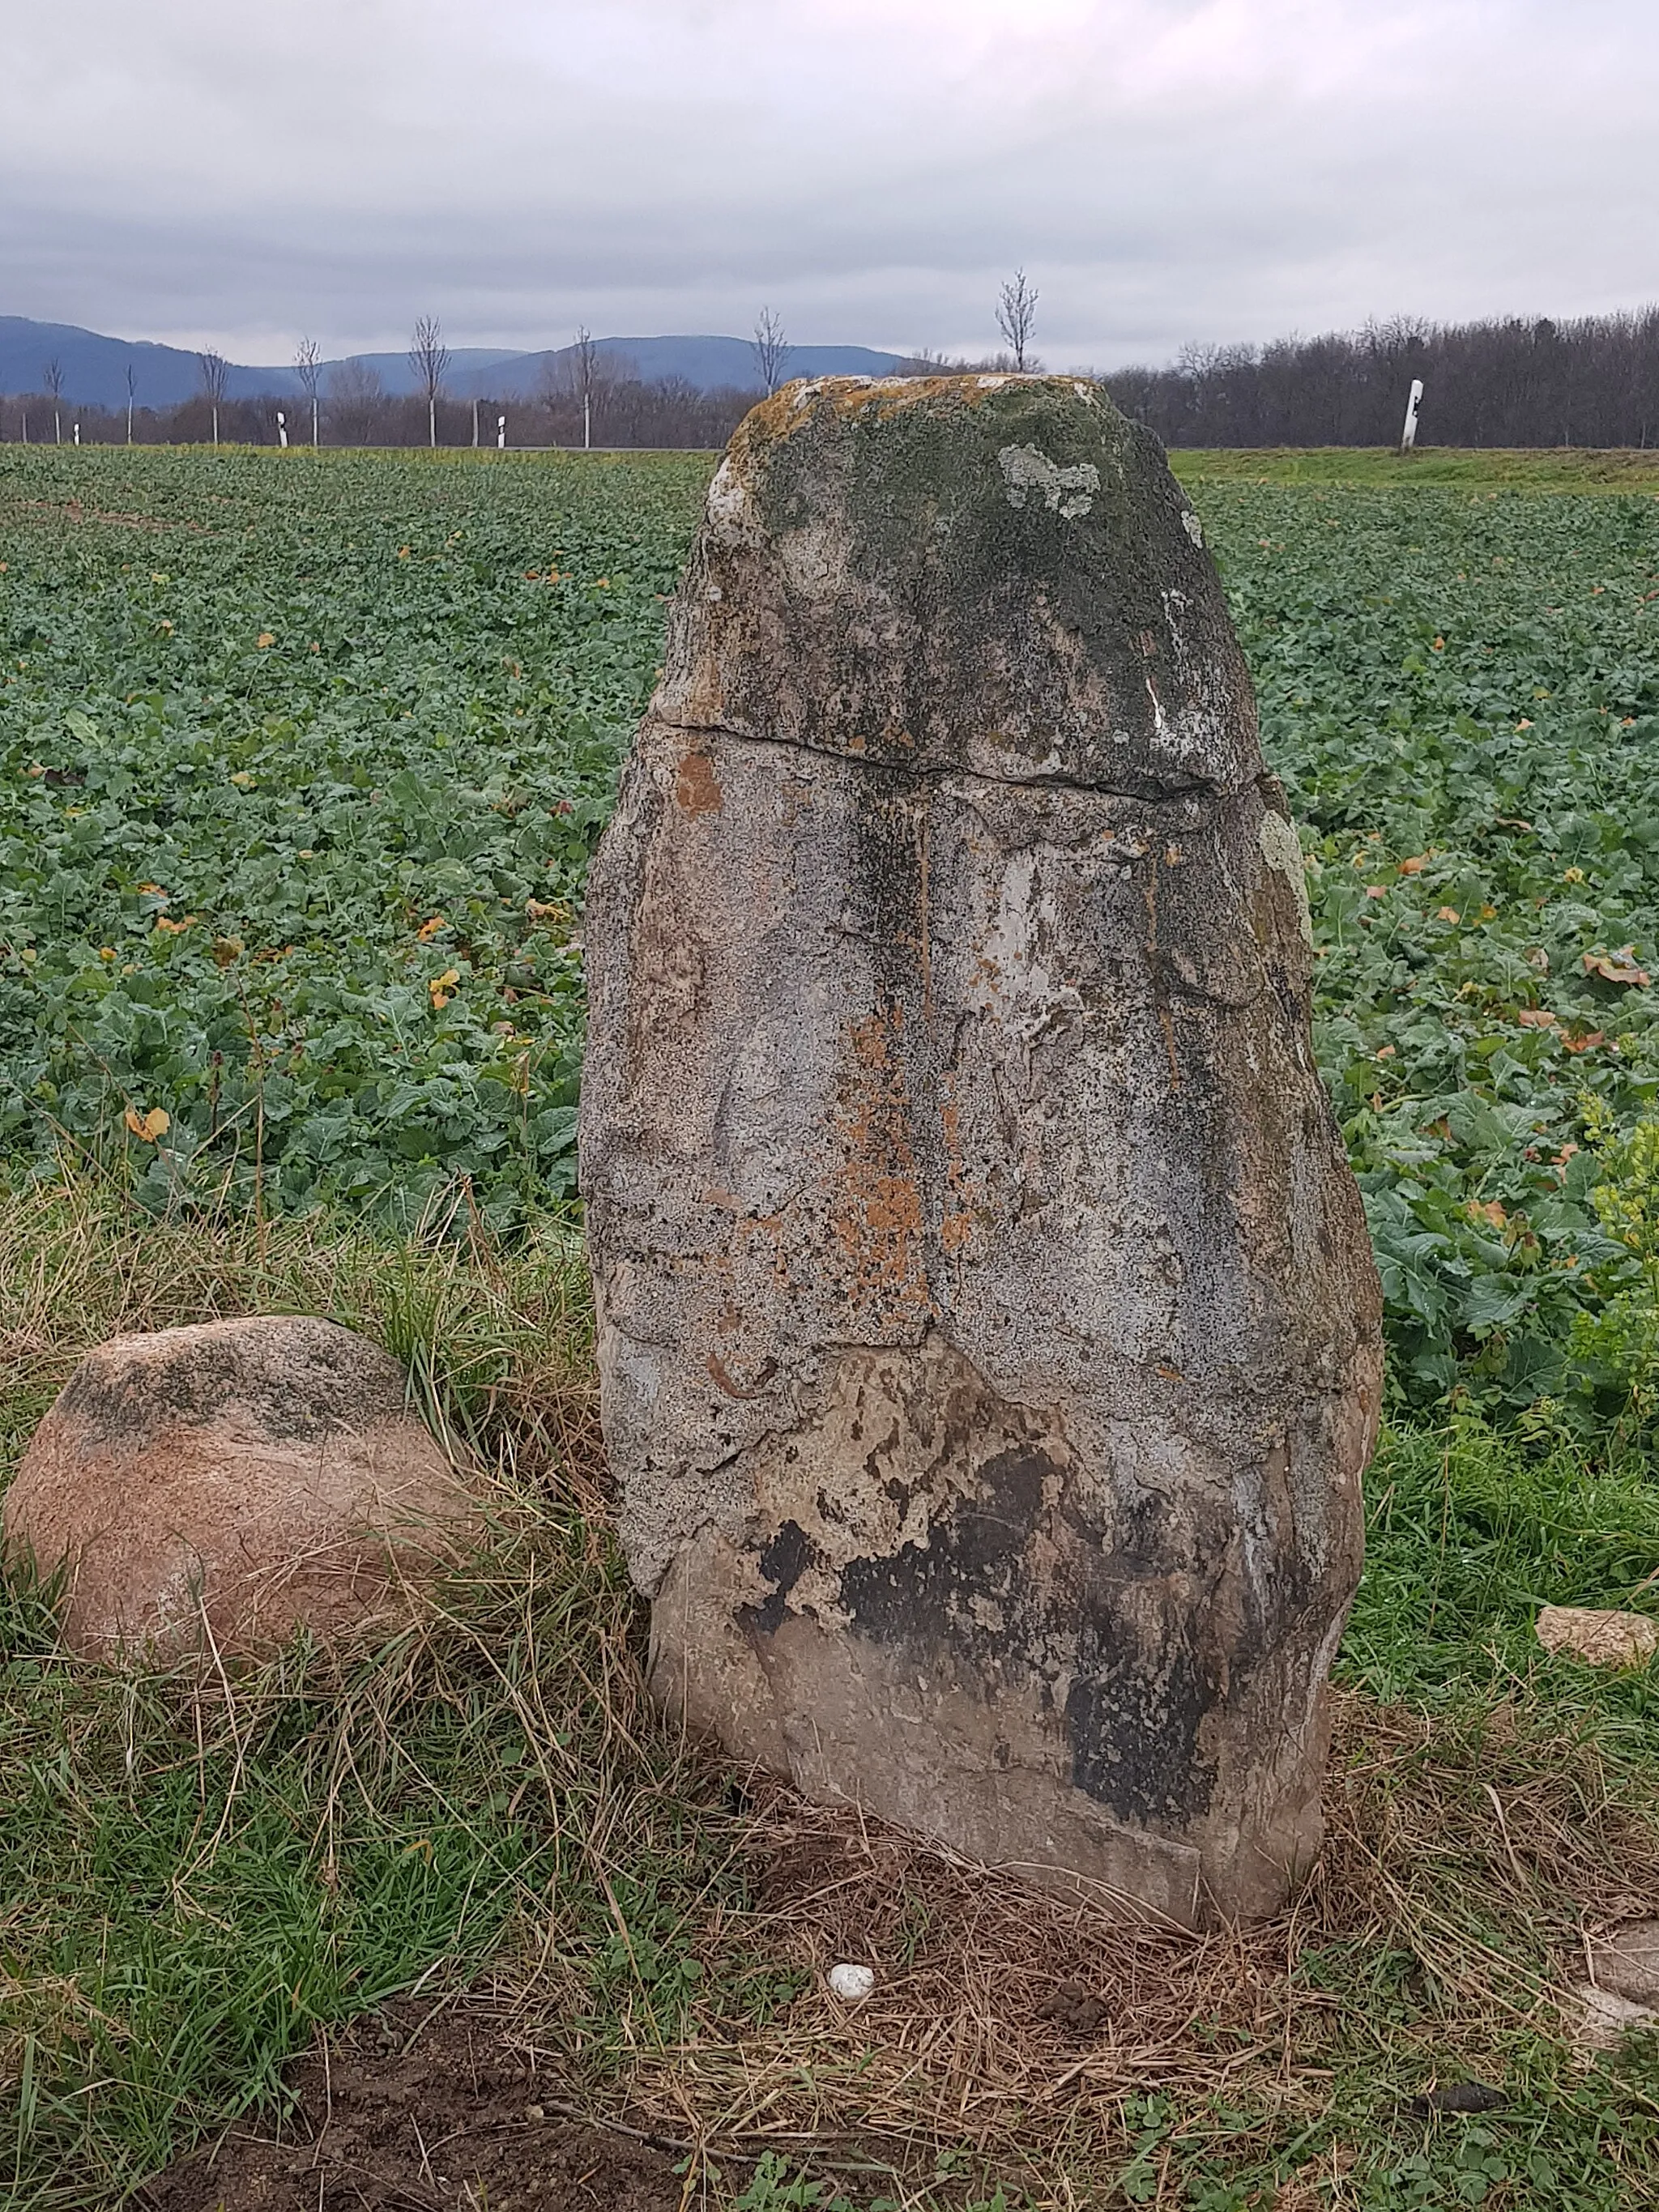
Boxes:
[1104,308,1659,450]
[7,298,1659,450]
[0,309,854,452]
[905,302,1659,450]
[0,365,771,451]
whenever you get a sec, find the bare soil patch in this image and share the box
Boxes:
[136,1998,684,2212]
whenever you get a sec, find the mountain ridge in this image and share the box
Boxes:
[0,318,910,409]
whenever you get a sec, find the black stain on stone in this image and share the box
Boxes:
[738,1517,814,1639]
[837,1445,1050,1650]
[829,1430,1229,1830]
[1064,1642,1216,1824]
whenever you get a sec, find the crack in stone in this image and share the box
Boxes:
[649,710,1243,805]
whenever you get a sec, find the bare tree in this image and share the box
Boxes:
[751,306,791,394]
[996,269,1039,372]
[124,363,136,445]
[408,316,450,449]
[198,351,230,445]
[294,337,322,447]
[326,360,386,445]
[572,326,601,450]
[43,358,64,444]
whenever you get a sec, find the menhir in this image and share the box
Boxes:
[579,374,1382,1925]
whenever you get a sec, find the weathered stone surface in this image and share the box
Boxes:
[1588,1921,1659,2006]
[579,374,1383,1924]
[1536,1604,1659,1669]
[3,1316,473,1660]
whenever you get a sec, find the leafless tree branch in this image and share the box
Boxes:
[198,351,229,446]
[751,307,792,394]
[294,337,322,447]
[996,270,1039,373]
[408,317,450,448]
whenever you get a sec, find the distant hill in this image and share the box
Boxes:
[0,319,527,408]
[450,335,911,399]
[0,318,911,407]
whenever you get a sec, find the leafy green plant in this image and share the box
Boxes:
[1204,476,1659,1417]
[1567,1101,1659,1431]
[727,2153,859,2211]
[0,447,706,1230]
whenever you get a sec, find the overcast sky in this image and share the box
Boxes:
[2,0,1655,369]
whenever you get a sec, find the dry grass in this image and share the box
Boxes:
[0,1172,684,2206]
[0,1170,600,1482]
[6,1172,1659,2205]
[510,1694,1659,2201]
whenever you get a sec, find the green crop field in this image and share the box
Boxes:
[5,444,1659,2209]
[7,445,1659,1418]
[1,449,708,1228]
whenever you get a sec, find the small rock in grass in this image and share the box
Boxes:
[1405,2082,1507,2117]
[826,1963,876,2002]
[1572,1980,1657,2052]
[2,1315,475,1662]
[1535,1605,1659,1669]
[1588,1920,1659,2007]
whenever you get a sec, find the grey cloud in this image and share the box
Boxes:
[2,0,1655,369]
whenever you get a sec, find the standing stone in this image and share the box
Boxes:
[579,375,1382,1925]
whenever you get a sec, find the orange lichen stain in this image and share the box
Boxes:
[828,1004,934,1323]
[675,750,723,817]
[739,373,1082,449]
[733,386,823,451]
[1157,1003,1182,1092]
[833,382,893,418]
[970,953,1003,1001]
[862,373,1073,420]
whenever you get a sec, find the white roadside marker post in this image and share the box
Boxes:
[1401,377,1424,454]
[497,415,507,450]
[276,411,288,449]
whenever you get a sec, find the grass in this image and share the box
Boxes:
[1172,449,1659,491]
[4,1179,1659,2208]
[0,1176,751,2206]
[1345,1420,1659,1727]
[0,443,708,1225]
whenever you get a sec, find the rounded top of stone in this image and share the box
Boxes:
[51,1315,412,1450]
[653,374,1260,796]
